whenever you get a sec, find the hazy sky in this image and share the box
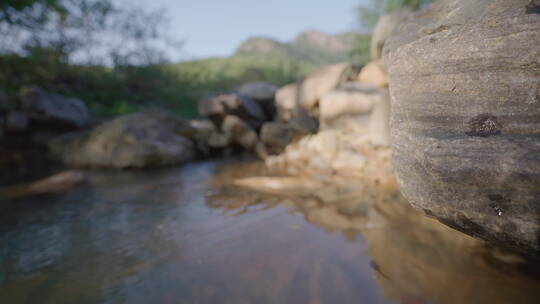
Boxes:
[122,0,363,60]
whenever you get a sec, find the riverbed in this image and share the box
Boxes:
[0,160,539,304]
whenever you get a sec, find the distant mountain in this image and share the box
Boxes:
[169,30,363,94]
[234,30,356,65]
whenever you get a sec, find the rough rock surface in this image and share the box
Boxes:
[384,0,540,256]
[49,109,197,169]
[19,86,90,128]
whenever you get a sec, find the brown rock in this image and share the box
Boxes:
[358,61,388,88]
[368,89,391,147]
[221,115,259,151]
[275,63,355,121]
[260,121,299,155]
[49,109,197,169]
[298,62,353,110]
[0,170,86,199]
[319,83,380,128]
[275,83,302,122]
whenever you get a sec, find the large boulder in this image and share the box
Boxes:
[371,9,412,61]
[19,86,90,128]
[385,0,540,256]
[198,93,266,129]
[237,82,278,117]
[49,109,197,169]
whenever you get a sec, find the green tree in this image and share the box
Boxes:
[0,0,175,66]
[357,0,435,31]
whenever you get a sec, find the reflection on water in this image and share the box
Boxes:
[0,160,539,304]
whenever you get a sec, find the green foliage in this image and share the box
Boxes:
[0,0,347,120]
[174,54,318,91]
[0,54,197,118]
[1,0,60,12]
[0,51,318,119]
[357,0,435,31]
[348,33,371,66]
[1,0,173,66]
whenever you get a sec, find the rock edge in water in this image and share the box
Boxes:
[384,0,540,257]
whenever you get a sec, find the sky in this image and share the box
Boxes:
[122,0,364,60]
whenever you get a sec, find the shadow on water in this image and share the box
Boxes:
[0,160,539,304]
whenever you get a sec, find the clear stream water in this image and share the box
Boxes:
[0,160,539,304]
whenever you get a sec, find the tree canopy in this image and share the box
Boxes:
[357,0,435,31]
[0,0,176,66]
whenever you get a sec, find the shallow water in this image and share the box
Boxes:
[0,160,539,304]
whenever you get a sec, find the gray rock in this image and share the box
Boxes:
[49,109,197,169]
[237,82,278,101]
[6,111,29,132]
[384,0,540,256]
[198,93,266,129]
[237,82,278,117]
[19,86,90,128]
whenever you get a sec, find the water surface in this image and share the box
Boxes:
[0,160,539,304]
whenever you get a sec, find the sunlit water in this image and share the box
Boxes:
[0,160,539,304]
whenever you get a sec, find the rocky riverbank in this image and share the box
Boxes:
[1,0,538,258]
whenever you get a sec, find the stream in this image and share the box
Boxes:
[0,159,539,304]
